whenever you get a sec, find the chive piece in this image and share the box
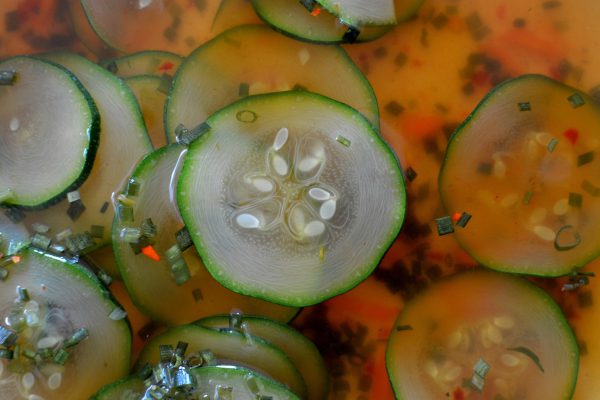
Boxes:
[67,190,81,203]
[174,341,188,357]
[384,100,405,116]
[456,212,472,228]
[473,358,491,377]
[477,162,493,175]
[55,229,72,243]
[582,180,600,197]
[336,135,352,147]
[125,179,141,197]
[568,92,585,108]
[22,348,36,360]
[343,26,361,43]
[117,203,134,223]
[65,233,95,255]
[174,367,195,389]
[192,288,203,302]
[0,349,14,359]
[31,222,50,234]
[137,363,153,380]
[63,328,89,348]
[141,218,157,238]
[547,138,558,152]
[109,307,127,320]
[236,110,258,123]
[4,207,26,224]
[96,269,113,286]
[175,121,211,145]
[299,0,316,12]
[117,194,136,208]
[16,286,29,302]
[31,233,52,251]
[245,373,261,394]
[395,325,413,331]
[405,167,418,182]
[238,82,249,97]
[100,201,110,214]
[67,199,86,221]
[523,191,533,205]
[292,83,307,91]
[36,347,53,361]
[175,227,192,250]
[90,225,105,239]
[8,240,28,256]
[216,385,234,400]
[577,151,594,166]
[0,267,8,281]
[507,346,544,372]
[170,257,191,285]
[0,188,15,203]
[518,102,531,111]
[0,325,18,347]
[554,225,581,251]
[53,348,70,365]
[0,69,16,85]
[435,216,454,236]
[159,344,174,363]
[569,192,583,207]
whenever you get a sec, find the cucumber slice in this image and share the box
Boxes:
[20,52,152,250]
[197,313,329,400]
[164,24,379,142]
[316,0,397,26]
[178,91,405,306]
[113,145,297,325]
[67,0,118,59]
[136,324,307,398]
[439,74,600,276]
[252,0,391,44]
[80,0,221,55]
[0,56,99,208]
[91,375,145,400]
[101,51,183,79]
[0,248,131,399]
[386,270,579,400]
[125,75,169,148]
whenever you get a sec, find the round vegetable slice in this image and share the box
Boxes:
[91,375,145,400]
[0,248,131,400]
[177,91,405,306]
[316,0,397,26]
[0,56,99,208]
[439,74,600,276]
[113,145,297,325]
[101,50,183,79]
[164,24,379,142]
[386,270,579,400]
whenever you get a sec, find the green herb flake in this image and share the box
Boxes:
[547,137,558,152]
[456,212,472,228]
[435,216,454,236]
[508,346,544,372]
[465,12,491,41]
[66,199,86,221]
[0,325,18,347]
[170,258,191,286]
[522,191,533,205]
[384,100,405,116]
[238,82,249,97]
[336,135,352,147]
[66,190,81,203]
[518,102,531,111]
[581,180,600,197]
[0,69,16,86]
[568,92,585,108]
[471,373,485,392]
[342,26,361,44]
[141,218,157,238]
[63,328,89,348]
[216,385,234,400]
[31,233,51,251]
[16,286,29,302]
[299,0,316,12]
[395,325,413,332]
[4,207,25,224]
[236,110,258,123]
[554,225,581,251]
[568,192,583,207]
[0,349,14,359]
[245,373,261,394]
[577,151,594,166]
[405,167,418,182]
[175,227,193,250]
[473,358,491,377]
[99,201,109,214]
[53,348,70,365]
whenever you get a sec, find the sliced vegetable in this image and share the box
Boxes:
[315,0,397,26]
[177,91,405,306]
[386,270,579,399]
[439,74,600,276]
[0,56,99,208]
[164,24,379,142]
[211,0,263,37]
[66,0,118,59]
[101,50,183,78]
[91,375,145,400]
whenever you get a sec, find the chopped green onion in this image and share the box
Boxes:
[22,348,36,360]
[236,110,258,123]
[522,191,533,205]
[96,269,113,286]
[456,212,472,228]
[174,341,188,357]
[63,328,89,348]
[31,222,50,234]
[201,350,216,366]
[66,199,86,221]
[299,0,317,12]
[567,92,585,108]
[0,325,18,347]
[31,233,51,251]
[67,190,81,203]
[8,239,28,256]
[342,26,361,44]
[518,102,531,111]
[125,178,141,197]
[16,286,29,302]
[4,207,25,224]
[336,135,352,147]
[582,180,600,197]
[137,363,153,380]
[508,346,544,372]
[192,288,203,302]
[175,121,211,145]
[0,266,8,281]
[55,229,72,243]
[0,188,14,203]
[473,358,491,377]
[141,218,157,238]
[0,69,16,85]
[577,151,594,166]
[238,82,249,97]
[108,307,127,321]
[53,348,70,365]
[65,232,95,255]
[435,216,454,235]
[159,344,174,363]
[245,374,261,394]
[117,203,134,223]
[174,367,195,389]
[0,349,14,359]
[554,225,581,251]
[36,347,53,361]
[100,201,110,214]
[170,258,191,286]
[547,137,558,152]
[568,192,583,207]
[117,194,136,207]
[175,227,192,251]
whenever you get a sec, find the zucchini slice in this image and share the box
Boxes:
[439,74,600,276]
[164,24,379,142]
[136,324,307,398]
[197,313,329,400]
[101,51,183,79]
[177,91,405,306]
[113,145,297,325]
[20,52,152,251]
[315,0,397,26]
[0,56,99,208]
[0,248,131,400]
[125,75,169,149]
[91,375,145,400]
[252,0,391,44]
[386,270,579,400]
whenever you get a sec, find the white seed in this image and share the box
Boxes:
[553,198,569,215]
[486,324,503,344]
[9,117,20,131]
[442,364,462,382]
[273,127,288,151]
[500,193,519,207]
[319,199,337,220]
[290,207,305,233]
[533,225,555,241]
[297,157,320,173]
[308,187,330,201]
[37,336,60,349]
[298,48,311,65]
[47,373,62,391]
[500,353,522,367]
[272,154,289,176]
[493,159,507,178]
[424,360,438,378]
[251,178,274,193]
[493,315,515,330]
[304,220,325,237]
[236,213,261,229]
[529,207,547,225]
[22,372,35,391]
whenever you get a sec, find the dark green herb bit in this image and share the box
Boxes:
[456,212,472,228]
[125,178,141,197]
[477,162,493,175]
[292,83,307,91]
[175,121,211,145]
[581,180,600,197]
[31,233,52,251]
[67,199,86,221]
[568,92,585,108]
[0,325,18,347]
[554,225,581,251]
[0,69,16,86]
[16,286,29,302]
[0,267,8,281]
[104,60,118,74]
[342,26,361,44]
[90,225,105,239]
[99,201,110,214]
[542,0,562,9]
[65,232,96,254]
[513,18,526,28]
[395,325,413,331]
[0,349,14,359]
[141,218,157,238]
[63,328,89,348]
[394,52,408,67]
[192,288,203,301]
[4,207,26,224]
[159,344,174,363]
[384,100,405,116]
[435,216,454,236]
[568,192,583,207]
[176,227,193,250]
[336,135,352,147]
[465,12,491,41]
[522,191,533,205]
[405,167,417,182]
[238,82,249,97]
[299,0,317,12]
[547,138,558,152]
[508,346,544,372]
[117,203,134,223]
[53,348,70,365]
[518,102,531,111]
[577,151,594,166]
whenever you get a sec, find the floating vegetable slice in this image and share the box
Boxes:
[177,91,405,306]
[439,74,600,276]
[210,0,263,37]
[101,50,183,78]
[67,0,118,59]
[91,375,145,400]
[0,56,99,208]
[113,145,297,325]
[315,0,397,26]
[164,24,379,142]
[80,0,221,54]
[197,313,329,400]
[125,75,170,148]
[20,52,152,250]
[136,324,307,398]
[0,248,131,400]
[386,270,579,400]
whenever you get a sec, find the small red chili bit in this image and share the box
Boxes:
[452,387,465,400]
[141,245,161,261]
[158,61,175,72]
[310,7,322,16]
[563,128,579,144]
[451,212,462,223]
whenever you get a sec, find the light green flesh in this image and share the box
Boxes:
[0,56,99,208]
[316,0,397,26]
[19,52,152,250]
[92,375,145,400]
[0,249,131,400]
[137,324,307,398]
[165,24,379,142]
[125,75,169,149]
[252,0,390,43]
[197,315,329,400]
[386,270,579,400]
[102,51,183,78]
[178,91,405,306]
[113,145,297,325]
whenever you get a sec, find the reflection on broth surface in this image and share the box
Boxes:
[2,0,600,398]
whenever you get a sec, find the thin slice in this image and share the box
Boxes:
[177,91,405,306]
[125,75,169,148]
[164,24,379,142]
[439,74,600,276]
[21,52,152,251]
[113,145,297,325]
[91,375,145,400]
[0,248,131,400]
[0,56,99,208]
[316,0,397,26]
[67,0,118,59]
[101,50,183,78]
[386,270,579,399]
[197,313,329,400]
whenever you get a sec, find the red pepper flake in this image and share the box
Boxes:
[451,212,462,223]
[310,7,322,16]
[564,128,579,144]
[452,388,465,400]
[141,245,161,261]
[496,4,507,20]
[11,256,21,264]
[158,61,175,72]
